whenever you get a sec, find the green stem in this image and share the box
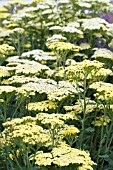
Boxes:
[105,121,113,152]
[89,102,98,153]
[12,150,23,170]
[107,134,113,150]
[17,34,21,56]
[96,105,106,166]
[80,76,87,149]
[2,94,11,122]
[12,97,23,119]
[51,129,55,148]
[29,30,34,50]
[26,147,32,170]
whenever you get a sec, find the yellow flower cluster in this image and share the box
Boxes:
[2,113,74,147]
[33,144,96,168]
[64,99,97,115]
[16,86,35,97]
[3,117,50,146]
[13,124,50,145]
[48,88,74,101]
[6,23,19,29]
[0,13,11,19]
[0,66,10,78]
[62,126,80,136]
[9,149,20,160]
[47,41,81,52]
[88,67,112,82]
[3,116,36,127]
[92,115,111,127]
[28,100,57,112]
[0,7,8,13]
[4,75,35,85]
[34,151,52,166]
[66,60,111,85]
[90,81,113,102]
[36,113,74,128]
[0,44,14,62]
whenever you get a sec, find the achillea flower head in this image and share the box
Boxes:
[16,86,35,97]
[92,48,113,62]
[92,115,111,126]
[62,126,80,136]
[0,66,10,78]
[66,59,105,84]
[34,151,52,166]
[47,34,67,43]
[81,17,108,31]
[90,82,113,102]
[21,49,55,61]
[62,26,83,35]
[47,41,81,52]
[0,44,15,62]
[32,144,96,168]
[28,100,57,112]
[0,86,16,95]
[11,28,24,34]
[64,99,96,115]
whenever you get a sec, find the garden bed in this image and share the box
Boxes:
[0,0,113,170]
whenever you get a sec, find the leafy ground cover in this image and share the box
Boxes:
[0,0,113,169]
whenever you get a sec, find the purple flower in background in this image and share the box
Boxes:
[100,13,105,19]
[100,12,113,23]
[95,37,113,51]
[106,14,112,23]
[96,37,107,48]
[79,38,87,44]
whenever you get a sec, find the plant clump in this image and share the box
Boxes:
[0,0,113,169]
